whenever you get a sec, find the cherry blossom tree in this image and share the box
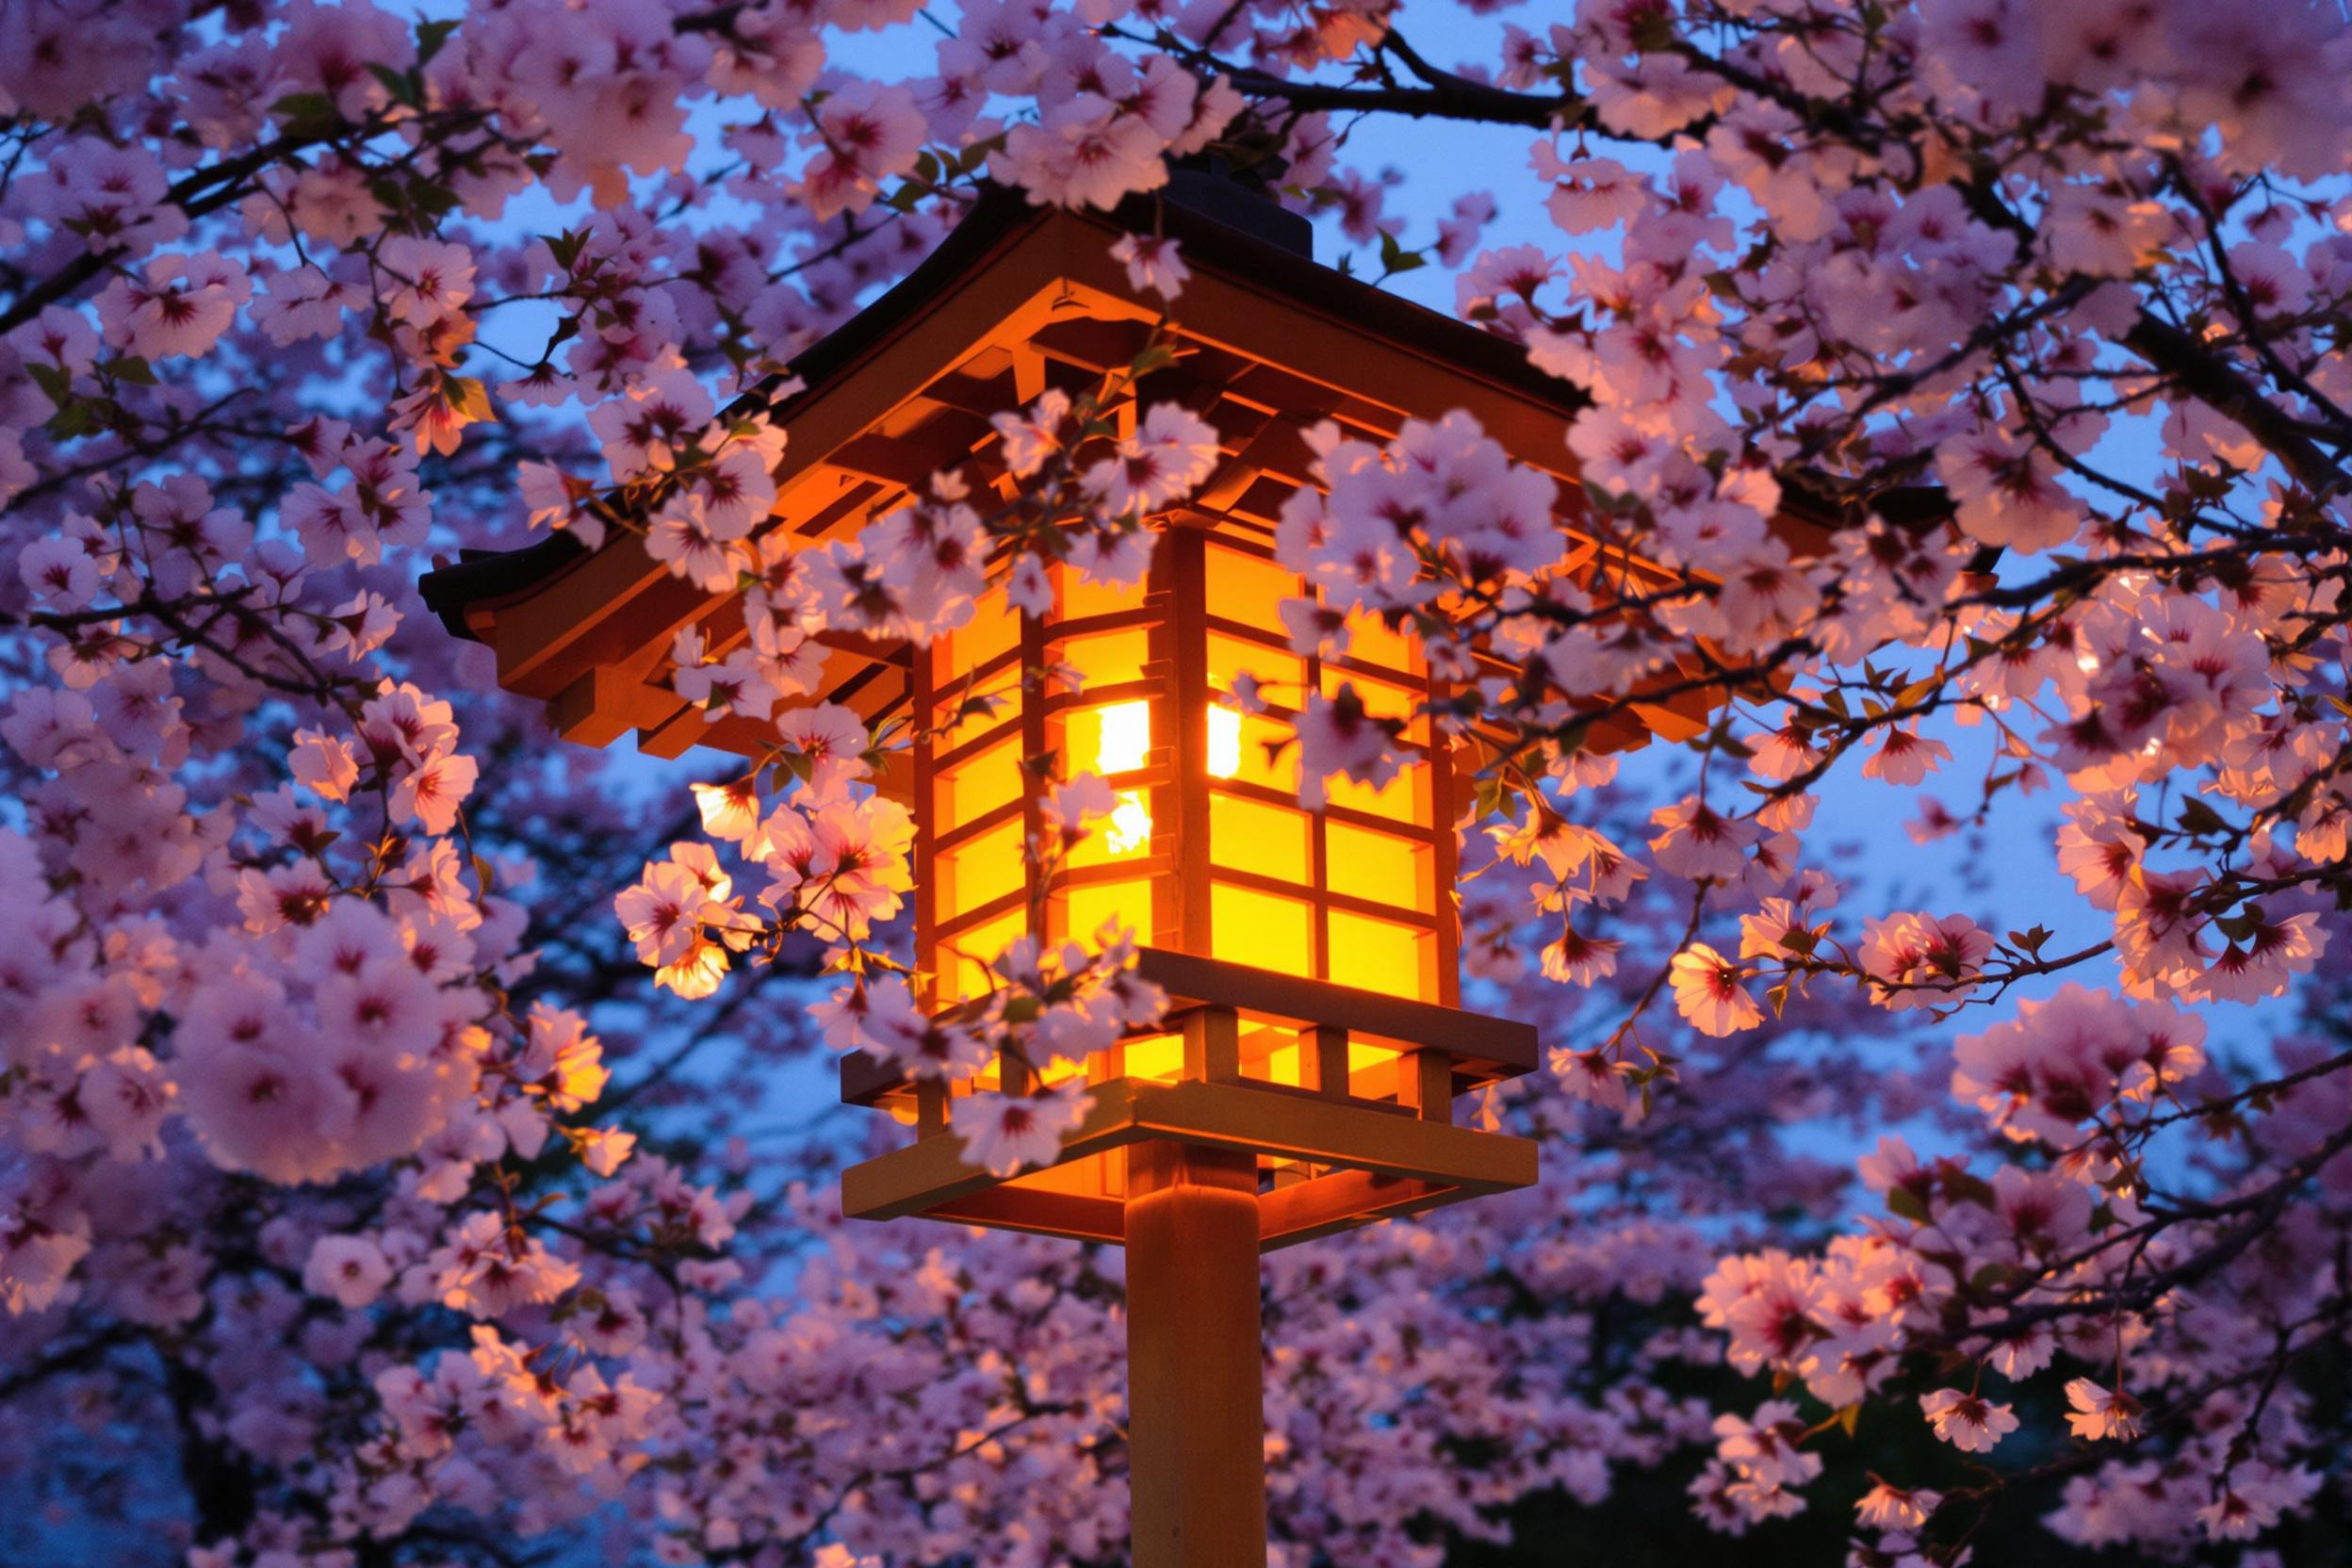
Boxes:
[4,1,2352,1564]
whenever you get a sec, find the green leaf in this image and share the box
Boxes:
[443,376,491,422]
[24,362,72,409]
[416,18,460,65]
[543,227,589,272]
[1941,1168,1998,1209]
[270,91,341,127]
[403,176,461,221]
[2175,796,2230,838]
[367,62,419,109]
[1377,230,1428,276]
[107,355,156,385]
[47,400,98,439]
[1969,1262,2017,1293]
[1886,1186,1933,1224]
[1630,7,1679,49]
[1471,775,1507,822]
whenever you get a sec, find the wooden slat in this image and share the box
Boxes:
[1308,1025,1349,1099]
[1134,949,1538,1069]
[1042,229,1582,483]
[1027,315,1157,372]
[548,664,684,748]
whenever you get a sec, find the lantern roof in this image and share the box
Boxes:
[416,173,1633,762]
[420,170,1946,772]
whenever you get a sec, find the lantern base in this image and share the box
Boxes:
[839,1074,1536,1250]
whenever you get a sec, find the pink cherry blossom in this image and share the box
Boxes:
[1919,1388,2019,1452]
[1670,944,1764,1037]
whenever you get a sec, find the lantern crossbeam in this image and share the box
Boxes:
[841,1040,1539,1251]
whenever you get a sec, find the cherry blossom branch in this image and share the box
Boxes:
[1963,1118,2352,1344]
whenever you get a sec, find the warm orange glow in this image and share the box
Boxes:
[1104,790,1153,856]
[937,817,1024,920]
[1059,627,1151,691]
[1122,1032,1184,1082]
[1239,1022,1304,1086]
[1066,876,1153,945]
[1326,760,1426,825]
[1326,666,1427,743]
[1207,631,1302,701]
[922,520,1462,1024]
[1211,881,1312,975]
[1206,706,1241,778]
[938,732,1022,825]
[1341,606,1419,673]
[1205,543,1301,630]
[1208,792,1309,884]
[1220,710,1297,792]
[1328,908,1435,1002]
[941,906,1023,1001]
[1348,1037,1402,1100]
[1325,821,1432,913]
[1070,787,1153,867]
[1085,699,1152,774]
[934,678,1021,750]
[938,583,1020,675]
[1057,564,1139,620]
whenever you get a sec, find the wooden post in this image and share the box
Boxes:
[1125,1142,1266,1568]
[1306,1024,1349,1099]
[1398,1049,1455,1124]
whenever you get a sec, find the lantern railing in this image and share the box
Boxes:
[838,947,1537,1251]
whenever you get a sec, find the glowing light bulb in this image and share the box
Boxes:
[1094,700,1151,774]
[1207,705,1241,778]
[1103,790,1152,856]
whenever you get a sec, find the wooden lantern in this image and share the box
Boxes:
[840,519,1543,1249]
[419,172,1765,1568]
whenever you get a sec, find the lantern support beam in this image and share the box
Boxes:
[1125,1142,1266,1568]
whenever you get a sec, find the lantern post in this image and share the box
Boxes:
[421,169,1769,1568]
[1124,1140,1265,1568]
